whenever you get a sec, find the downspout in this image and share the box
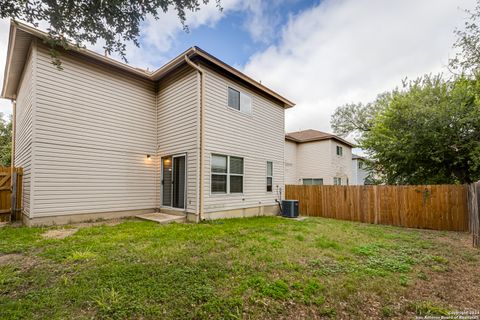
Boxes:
[155,83,159,213]
[10,97,16,177]
[10,97,17,221]
[184,53,205,223]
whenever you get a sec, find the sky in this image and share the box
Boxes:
[0,0,475,134]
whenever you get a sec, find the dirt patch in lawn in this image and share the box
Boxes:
[403,232,480,315]
[71,218,124,228]
[42,228,78,239]
[0,253,39,271]
[403,264,480,316]
[40,219,127,239]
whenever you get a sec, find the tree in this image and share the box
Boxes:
[450,0,480,75]
[0,0,221,64]
[0,114,12,167]
[331,75,480,184]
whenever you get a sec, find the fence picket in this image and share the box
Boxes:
[0,167,23,222]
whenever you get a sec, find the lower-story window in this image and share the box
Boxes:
[334,177,342,185]
[302,178,323,185]
[266,161,273,192]
[211,154,244,193]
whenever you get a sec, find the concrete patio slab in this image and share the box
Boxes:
[136,212,186,224]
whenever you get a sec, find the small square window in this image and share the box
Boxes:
[228,87,252,113]
[336,146,343,156]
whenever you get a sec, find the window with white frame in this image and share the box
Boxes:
[228,87,252,113]
[336,145,343,156]
[333,177,342,185]
[302,178,323,185]
[266,161,273,192]
[211,154,244,193]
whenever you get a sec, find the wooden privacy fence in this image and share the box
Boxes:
[285,184,469,232]
[0,167,23,222]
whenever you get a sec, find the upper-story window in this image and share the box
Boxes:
[228,87,252,114]
[358,160,364,169]
[336,145,343,156]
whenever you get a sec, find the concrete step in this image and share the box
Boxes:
[136,212,186,224]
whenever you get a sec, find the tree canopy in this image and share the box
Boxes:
[331,75,480,184]
[450,1,480,75]
[0,114,12,167]
[0,0,221,63]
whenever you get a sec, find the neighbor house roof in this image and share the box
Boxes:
[285,129,355,147]
[352,154,365,160]
[1,20,295,108]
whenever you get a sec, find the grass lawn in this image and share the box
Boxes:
[0,216,479,319]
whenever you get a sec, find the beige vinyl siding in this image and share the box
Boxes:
[330,141,353,185]
[202,65,285,212]
[157,66,198,213]
[32,44,157,217]
[284,140,297,185]
[14,45,35,217]
[295,140,332,184]
[291,140,353,185]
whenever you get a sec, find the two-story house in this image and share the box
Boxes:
[351,154,369,185]
[1,21,294,225]
[285,129,354,185]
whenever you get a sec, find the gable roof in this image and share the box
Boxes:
[285,129,355,147]
[1,20,295,108]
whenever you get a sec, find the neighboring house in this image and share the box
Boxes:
[351,154,369,185]
[1,22,294,225]
[285,129,354,185]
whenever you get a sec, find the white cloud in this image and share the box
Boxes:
[133,0,286,65]
[243,0,475,133]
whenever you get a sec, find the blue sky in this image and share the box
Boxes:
[0,0,476,135]
[162,0,316,67]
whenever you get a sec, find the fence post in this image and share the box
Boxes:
[467,182,480,248]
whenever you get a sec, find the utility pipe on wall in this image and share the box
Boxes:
[10,97,16,179]
[184,53,205,222]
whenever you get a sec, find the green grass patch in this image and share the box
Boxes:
[0,216,476,319]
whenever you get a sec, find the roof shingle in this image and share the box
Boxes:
[285,129,355,147]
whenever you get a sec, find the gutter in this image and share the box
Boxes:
[184,52,205,223]
[1,24,16,98]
